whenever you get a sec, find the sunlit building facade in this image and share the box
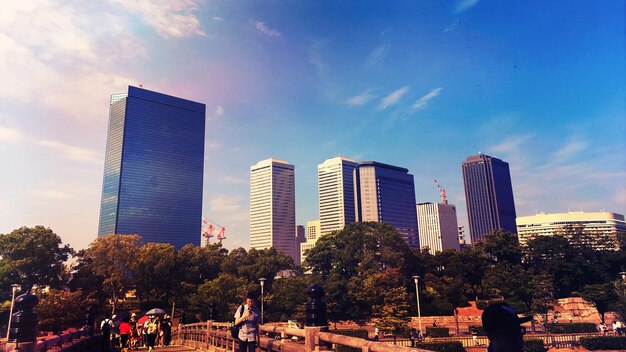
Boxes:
[516,211,625,250]
[417,202,460,254]
[97,86,205,248]
[249,158,296,260]
[300,220,322,265]
[318,157,359,235]
[462,154,517,243]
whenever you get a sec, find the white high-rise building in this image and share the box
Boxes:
[300,220,321,264]
[318,157,359,235]
[417,202,460,254]
[516,211,626,250]
[250,158,296,260]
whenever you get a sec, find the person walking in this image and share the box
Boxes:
[482,302,532,352]
[119,315,132,352]
[234,294,261,352]
[161,314,172,346]
[100,315,113,352]
[143,314,160,352]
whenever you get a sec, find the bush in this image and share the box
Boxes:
[579,336,626,350]
[415,341,465,352]
[524,339,547,352]
[333,329,369,352]
[426,327,450,337]
[547,323,597,333]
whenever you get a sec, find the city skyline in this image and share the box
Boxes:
[1,1,624,251]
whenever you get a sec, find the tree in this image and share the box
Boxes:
[221,247,295,284]
[74,234,141,314]
[176,243,228,307]
[363,268,411,336]
[133,242,178,307]
[265,276,311,322]
[478,230,522,264]
[193,273,255,321]
[36,289,94,333]
[581,283,617,323]
[0,226,73,293]
[530,273,555,331]
[483,263,535,312]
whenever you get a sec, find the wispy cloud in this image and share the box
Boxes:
[214,105,224,118]
[38,140,101,164]
[108,0,206,38]
[346,91,375,106]
[366,42,390,68]
[213,16,223,21]
[210,195,245,212]
[220,176,248,185]
[254,21,282,37]
[490,134,534,155]
[551,138,588,162]
[0,126,23,143]
[454,0,479,13]
[412,87,443,111]
[26,189,72,199]
[379,86,409,110]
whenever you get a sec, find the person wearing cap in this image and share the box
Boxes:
[482,302,532,352]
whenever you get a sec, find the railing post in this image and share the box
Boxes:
[7,291,39,352]
[305,284,328,352]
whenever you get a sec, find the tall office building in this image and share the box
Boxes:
[318,157,359,234]
[356,161,419,248]
[517,211,625,250]
[250,158,296,260]
[97,86,205,248]
[417,202,460,254]
[462,153,517,243]
[300,220,321,265]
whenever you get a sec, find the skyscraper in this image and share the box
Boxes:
[97,86,205,248]
[462,153,517,243]
[249,158,296,260]
[318,157,359,235]
[416,202,460,254]
[356,161,419,248]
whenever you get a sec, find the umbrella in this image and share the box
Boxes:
[145,308,166,316]
[137,315,149,326]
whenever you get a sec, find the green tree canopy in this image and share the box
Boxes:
[133,242,178,307]
[0,226,73,293]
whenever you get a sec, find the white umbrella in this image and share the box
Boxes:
[144,308,166,316]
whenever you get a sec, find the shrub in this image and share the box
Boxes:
[547,323,597,333]
[333,329,369,352]
[415,341,465,352]
[426,327,450,337]
[579,336,626,350]
[524,339,547,352]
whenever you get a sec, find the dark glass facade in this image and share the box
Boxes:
[98,86,206,248]
[462,154,517,243]
[356,161,420,249]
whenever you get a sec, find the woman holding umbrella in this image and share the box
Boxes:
[143,310,163,352]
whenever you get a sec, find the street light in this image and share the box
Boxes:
[6,284,21,340]
[412,276,422,334]
[259,278,266,324]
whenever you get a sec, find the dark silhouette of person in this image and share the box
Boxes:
[482,302,532,352]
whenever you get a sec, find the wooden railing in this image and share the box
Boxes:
[173,321,434,352]
[1,328,100,352]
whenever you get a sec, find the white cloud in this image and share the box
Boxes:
[551,138,588,163]
[379,86,409,110]
[38,140,101,164]
[108,0,206,38]
[210,195,245,212]
[220,176,248,185]
[412,87,443,111]
[366,42,390,68]
[490,134,534,155]
[213,16,223,21]
[0,126,22,143]
[215,105,224,117]
[254,21,282,37]
[346,91,375,106]
[26,189,72,199]
[455,0,479,13]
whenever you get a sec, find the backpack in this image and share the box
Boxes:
[230,305,244,339]
[146,321,158,335]
[101,319,111,335]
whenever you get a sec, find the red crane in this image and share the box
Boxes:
[433,179,448,205]
[202,217,226,245]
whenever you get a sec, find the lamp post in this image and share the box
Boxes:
[259,278,266,324]
[412,276,422,334]
[6,284,21,340]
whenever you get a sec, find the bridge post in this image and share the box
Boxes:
[304,284,328,352]
[7,291,39,352]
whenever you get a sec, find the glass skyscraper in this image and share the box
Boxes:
[97,86,206,248]
[462,153,517,243]
[356,161,420,249]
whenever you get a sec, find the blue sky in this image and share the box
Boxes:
[1,0,624,251]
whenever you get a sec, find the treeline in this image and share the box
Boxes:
[0,223,625,334]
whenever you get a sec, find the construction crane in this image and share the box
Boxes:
[433,179,448,205]
[202,217,226,246]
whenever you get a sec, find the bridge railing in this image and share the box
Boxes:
[1,328,100,352]
[173,321,434,352]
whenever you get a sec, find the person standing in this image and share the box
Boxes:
[119,316,132,352]
[482,302,532,352]
[161,314,172,346]
[234,295,261,352]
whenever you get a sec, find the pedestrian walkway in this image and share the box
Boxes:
[115,346,196,351]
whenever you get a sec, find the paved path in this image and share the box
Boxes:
[117,346,196,351]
